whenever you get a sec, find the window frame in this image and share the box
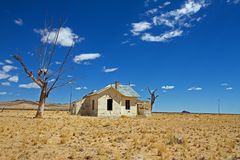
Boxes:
[125,100,130,110]
[92,100,95,110]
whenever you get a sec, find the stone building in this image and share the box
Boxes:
[71,82,151,117]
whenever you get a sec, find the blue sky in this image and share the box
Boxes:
[0,0,240,113]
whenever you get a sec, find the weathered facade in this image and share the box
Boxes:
[71,82,151,117]
[137,100,152,117]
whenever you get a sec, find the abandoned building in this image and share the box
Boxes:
[70,82,151,117]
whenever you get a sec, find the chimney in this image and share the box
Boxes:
[115,81,120,89]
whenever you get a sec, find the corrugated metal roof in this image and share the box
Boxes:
[86,84,140,98]
[117,85,140,97]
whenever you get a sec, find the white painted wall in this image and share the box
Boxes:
[97,88,137,117]
[72,87,138,117]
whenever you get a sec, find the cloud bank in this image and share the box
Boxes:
[129,0,209,42]
[34,27,83,47]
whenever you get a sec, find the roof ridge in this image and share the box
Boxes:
[85,83,140,98]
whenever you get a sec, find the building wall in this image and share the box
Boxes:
[72,87,138,117]
[86,95,98,116]
[120,97,137,116]
[96,88,137,117]
[137,100,151,117]
[70,99,85,115]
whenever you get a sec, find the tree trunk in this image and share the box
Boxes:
[35,86,47,118]
[150,99,154,112]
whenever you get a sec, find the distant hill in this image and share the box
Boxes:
[0,100,69,111]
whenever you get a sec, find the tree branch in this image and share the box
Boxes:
[47,79,73,96]
[45,21,62,71]
[148,87,151,95]
[46,44,73,95]
[13,55,43,88]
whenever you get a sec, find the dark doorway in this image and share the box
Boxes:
[107,99,113,111]
[125,100,130,110]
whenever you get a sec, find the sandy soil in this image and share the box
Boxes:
[0,110,239,160]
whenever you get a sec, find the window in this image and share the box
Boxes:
[125,100,130,110]
[107,99,113,111]
[92,100,95,110]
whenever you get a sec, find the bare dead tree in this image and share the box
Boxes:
[13,22,74,118]
[148,88,159,112]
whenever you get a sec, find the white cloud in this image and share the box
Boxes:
[152,0,208,28]
[0,71,10,80]
[75,86,87,90]
[130,0,209,42]
[145,0,158,6]
[172,0,205,16]
[48,79,55,83]
[8,75,19,83]
[0,92,7,95]
[188,86,202,91]
[55,61,61,65]
[153,16,175,28]
[2,65,17,72]
[226,87,233,90]
[146,8,158,15]
[73,53,101,64]
[158,1,171,9]
[34,27,83,47]
[163,1,171,6]
[221,83,229,86]
[142,29,183,42]
[131,21,152,35]
[5,59,13,64]
[75,87,82,90]
[1,82,11,86]
[19,82,40,89]
[221,83,233,91]
[103,66,118,73]
[161,85,175,90]
[226,0,240,4]
[0,62,3,65]
[14,18,23,26]
[67,75,73,78]
[129,84,136,87]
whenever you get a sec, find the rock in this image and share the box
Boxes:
[174,134,184,144]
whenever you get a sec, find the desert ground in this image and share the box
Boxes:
[0,110,239,160]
